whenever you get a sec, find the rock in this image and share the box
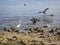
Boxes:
[30,27,34,33]
[12,36,18,41]
[11,27,19,33]
[1,38,8,44]
[18,40,26,45]
[4,27,10,32]
[49,29,54,33]
[43,26,48,28]
[55,32,60,36]
[39,41,44,45]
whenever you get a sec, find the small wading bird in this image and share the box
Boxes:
[30,17,40,25]
[16,20,22,28]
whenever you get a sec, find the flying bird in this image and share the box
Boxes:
[38,8,49,14]
[24,4,26,6]
[30,17,40,25]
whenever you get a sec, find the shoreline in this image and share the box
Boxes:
[0,26,60,45]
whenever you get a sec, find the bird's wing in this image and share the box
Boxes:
[43,8,49,14]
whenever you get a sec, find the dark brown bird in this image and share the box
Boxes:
[31,17,40,25]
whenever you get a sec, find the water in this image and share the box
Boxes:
[0,0,60,30]
[0,14,60,30]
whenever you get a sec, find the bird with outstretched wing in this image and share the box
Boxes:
[38,8,49,14]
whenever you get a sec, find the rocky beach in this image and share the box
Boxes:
[0,26,60,45]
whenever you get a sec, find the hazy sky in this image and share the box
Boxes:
[0,0,60,16]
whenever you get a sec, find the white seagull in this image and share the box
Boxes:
[16,20,22,28]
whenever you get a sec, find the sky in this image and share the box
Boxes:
[0,0,60,16]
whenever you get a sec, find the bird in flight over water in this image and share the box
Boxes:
[24,4,26,6]
[38,8,49,14]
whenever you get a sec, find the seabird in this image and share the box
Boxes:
[31,17,40,25]
[38,8,49,14]
[16,20,21,28]
[24,4,26,6]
